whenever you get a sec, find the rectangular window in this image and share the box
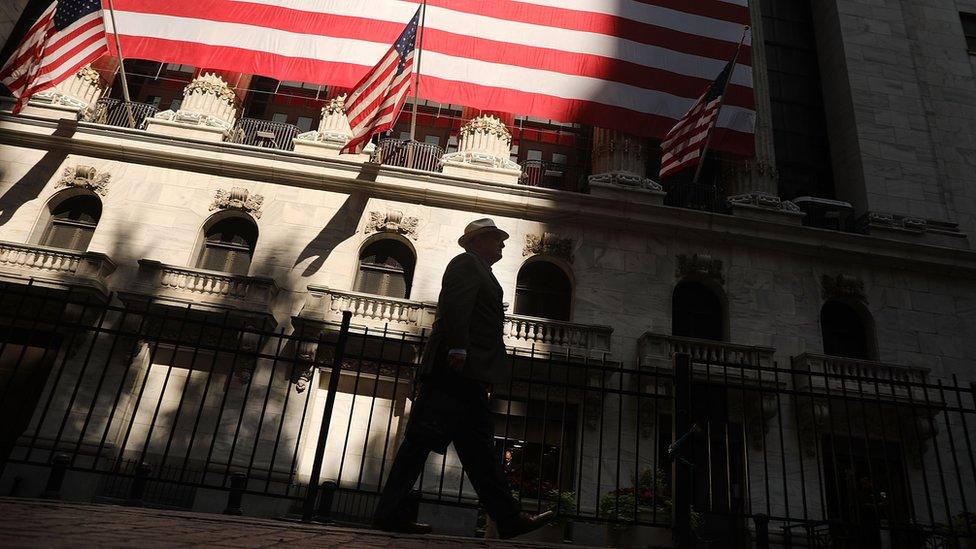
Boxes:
[424,135,440,146]
[962,13,976,53]
[526,149,543,161]
[169,99,182,111]
[297,116,314,132]
[551,153,568,165]
[271,113,288,124]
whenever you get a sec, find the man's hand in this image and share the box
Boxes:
[447,349,467,374]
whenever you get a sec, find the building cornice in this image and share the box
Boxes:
[2,114,975,277]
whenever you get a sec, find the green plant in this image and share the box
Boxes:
[601,490,639,523]
[547,490,577,524]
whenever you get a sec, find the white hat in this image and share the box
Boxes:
[458,218,510,247]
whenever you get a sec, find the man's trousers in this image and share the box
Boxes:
[373,373,521,524]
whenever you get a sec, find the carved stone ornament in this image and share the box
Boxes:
[441,115,521,171]
[364,210,419,240]
[153,73,237,131]
[295,94,353,146]
[676,253,724,285]
[57,165,110,195]
[727,190,801,213]
[523,232,574,263]
[587,171,663,191]
[867,211,930,232]
[30,64,105,111]
[821,274,866,302]
[210,187,264,218]
[291,340,319,393]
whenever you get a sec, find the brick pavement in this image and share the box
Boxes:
[0,498,586,548]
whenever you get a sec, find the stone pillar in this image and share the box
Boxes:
[145,73,238,142]
[441,115,521,184]
[293,94,353,157]
[587,128,665,204]
[725,12,803,224]
[20,64,107,120]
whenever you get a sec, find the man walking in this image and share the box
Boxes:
[373,218,553,538]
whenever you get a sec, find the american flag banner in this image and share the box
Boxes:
[341,7,420,155]
[0,0,108,114]
[658,50,739,180]
[103,0,756,156]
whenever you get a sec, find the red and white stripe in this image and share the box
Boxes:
[342,45,415,154]
[659,94,722,179]
[0,2,108,114]
[105,0,755,154]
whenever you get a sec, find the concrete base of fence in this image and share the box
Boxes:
[417,502,480,537]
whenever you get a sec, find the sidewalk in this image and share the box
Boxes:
[0,498,581,548]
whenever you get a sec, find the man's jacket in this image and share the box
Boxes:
[420,251,509,384]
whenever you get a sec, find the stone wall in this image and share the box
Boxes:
[0,0,29,53]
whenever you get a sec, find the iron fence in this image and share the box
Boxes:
[87,98,158,130]
[663,180,731,214]
[0,282,973,547]
[520,160,584,192]
[231,118,301,151]
[373,139,444,172]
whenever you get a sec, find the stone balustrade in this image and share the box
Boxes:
[300,286,612,353]
[791,352,930,399]
[0,240,116,296]
[135,259,278,314]
[300,286,437,331]
[639,332,775,370]
[504,314,612,352]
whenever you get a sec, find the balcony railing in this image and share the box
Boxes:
[373,139,444,172]
[791,352,930,399]
[86,98,157,130]
[640,333,775,367]
[663,181,731,213]
[300,286,612,353]
[520,160,583,192]
[135,259,278,314]
[0,240,116,296]
[504,314,612,352]
[230,118,301,151]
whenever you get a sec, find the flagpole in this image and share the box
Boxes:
[407,1,426,168]
[106,0,136,128]
[691,25,749,186]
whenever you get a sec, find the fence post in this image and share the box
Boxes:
[301,311,352,523]
[40,454,70,499]
[223,473,246,515]
[672,353,693,548]
[126,463,152,506]
[754,514,770,549]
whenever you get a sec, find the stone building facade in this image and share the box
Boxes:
[0,0,975,545]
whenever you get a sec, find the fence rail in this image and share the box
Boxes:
[373,139,444,172]
[231,118,301,151]
[87,98,158,130]
[0,282,973,547]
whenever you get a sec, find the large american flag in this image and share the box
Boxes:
[341,8,420,155]
[1,0,108,114]
[659,53,738,180]
[103,0,755,155]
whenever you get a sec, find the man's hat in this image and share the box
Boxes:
[458,218,510,247]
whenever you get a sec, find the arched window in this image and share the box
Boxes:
[354,239,416,299]
[672,280,724,341]
[820,301,873,359]
[196,216,258,275]
[514,261,572,321]
[40,194,102,251]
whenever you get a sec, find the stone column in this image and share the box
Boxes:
[726,11,803,223]
[145,73,238,142]
[587,128,665,204]
[441,115,521,184]
[293,94,353,157]
[20,64,107,120]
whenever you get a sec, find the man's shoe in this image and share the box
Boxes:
[371,519,433,535]
[496,511,554,539]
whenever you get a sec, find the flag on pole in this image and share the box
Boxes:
[0,0,108,114]
[341,7,421,155]
[659,55,739,180]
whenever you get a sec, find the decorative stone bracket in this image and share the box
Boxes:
[728,190,801,214]
[57,165,110,196]
[523,232,574,263]
[441,115,521,184]
[364,210,419,240]
[676,253,724,285]
[588,129,663,193]
[150,73,238,136]
[210,187,264,218]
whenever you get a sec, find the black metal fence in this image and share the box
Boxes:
[87,98,158,130]
[374,139,444,172]
[1,283,973,547]
[231,118,301,151]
